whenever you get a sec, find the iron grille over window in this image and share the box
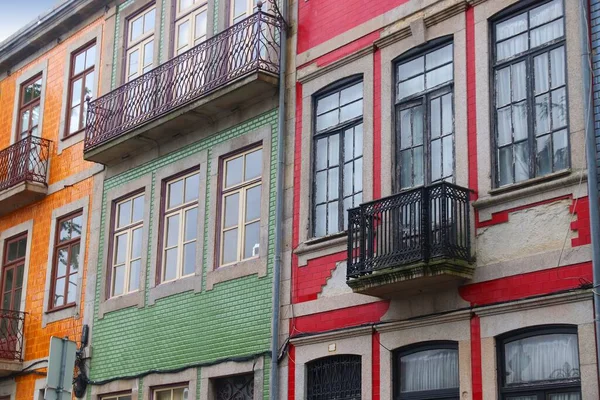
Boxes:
[306,355,361,400]
[214,373,254,400]
[492,0,569,187]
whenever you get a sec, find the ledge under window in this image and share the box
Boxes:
[295,231,348,267]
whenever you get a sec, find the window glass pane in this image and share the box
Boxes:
[398,75,424,100]
[164,248,178,280]
[314,204,326,237]
[400,109,412,149]
[185,208,198,241]
[344,128,354,162]
[548,393,580,400]
[128,49,139,77]
[328,134,339,166]
[499,146,513,186]
[496,13,527,41]
[115,234,128,265]
[327,202,339,233]
[85,45,96,69]
[222,229,238,264]
[225,156,243,187]
[131,227,143,259]
[497,33,528,61]
[553,129,568,170]
[183,242,196,276]
[400,349,459,392]
[245,149,262,181]
[515,141,529,182]
[551,87,567,129]
[431,97,441,139]
[179,0,193,11]
[413,106,423,146]
[344,163,353,197]
[328,167,339,200]
[184,173,200,203]
[224,193,239,228]
[74,52,86,75]
[531,19,564,48]
[535,93,550,135]
[340,82,362,105]
[497,68,511,107]
[57,248,68,277]
[67,271,77,303]
[513,102,527,142]
[195,11,208,41]
[400,149,412,189]
[441,94,452,135]
[505,333,580,384]
[20,110,30,132]
[426,44,453,70]
[129,259,140,291]
[354,157,363,193]
[132,195,145,223]
[530,0,563,28]
[169,179,184,209]
[53,277,65,307]
[536,134,552,176]
[177,21,190,49]
[70,243,80,273]
[442,136,453,178]
[69,107,80,134]
[551,46,566,88]
[112,265,125,296]
[315,171,327,203]
[354,124,363,156]
[118,200,132,228]
[413,146,423,186]
[244,221,260,258]
[398,57,424,81]
[245,185,261,222]
[130,17,143,41]
[316,138,327,170]
[166,214,180,247]
[431,139,442,182]
[340,99,363,123]
[143,41,154,70]
[511,62,526,102]
[426,64,452,89]
[144,9,155,33]
[534,54,549,95]
[317,92,339,115]
[71,78,83,107]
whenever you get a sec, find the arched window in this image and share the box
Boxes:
[306,355,361,400]
[393,342,459,400]
[497,326,580,400]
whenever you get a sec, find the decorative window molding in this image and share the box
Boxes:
[306,355,362,400]
[10,60,48,145]
[98,175,152,318]
[200,357,264,400]
[42,197,89,327]
[148,153,207,305]
[58,25,103,154]
[143,368,197,400]
[205,126,271,290]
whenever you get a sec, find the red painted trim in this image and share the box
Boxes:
[470,315,483,400]
[460,262,592,306]
[372,331,381,400]
[291,301,390,335]
[466,6,478,202]
[570,196,591,247]
[475,195,571,228]
[373,48,382,200]
[298,31,381,70]
[288,344,296,400]
[293,251,347,303]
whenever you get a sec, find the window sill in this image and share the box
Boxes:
[42,303,78,327]
[148,274,202,305]
[98,290,144,319]
[489,170,573,196]
[295,232,348,267]
[206,257,267,290]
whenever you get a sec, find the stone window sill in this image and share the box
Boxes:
[206,257,267,290]
[295,232,348,267]
[98,290,144,319]
[148,274,202,305]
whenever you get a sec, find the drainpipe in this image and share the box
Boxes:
[580,0,600,379]
[270,0,288,398]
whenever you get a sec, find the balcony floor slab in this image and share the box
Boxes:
[0,181,47,216]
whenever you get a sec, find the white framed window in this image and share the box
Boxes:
[153,386,189,400]
[101,395,132,400]
[110,193,145,297]
[219,146,262,267]
[125,6,156,81]
[160,171,200,282]
[230,0,257,25]
[174,0,208,55]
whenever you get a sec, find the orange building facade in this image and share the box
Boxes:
[0,1,110,398]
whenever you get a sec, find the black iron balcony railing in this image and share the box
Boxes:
[0,310,25,362]
[0,136,51,192]
[347,182,471,279]
[84,8,283,151]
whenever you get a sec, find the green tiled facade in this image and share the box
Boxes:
[89,110,278,398]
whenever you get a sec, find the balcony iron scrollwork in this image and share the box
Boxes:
[0,309,26,362]
[347,182,471,279]
[84,8,283,151]
[0,136,51,192]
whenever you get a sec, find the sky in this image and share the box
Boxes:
[0,0,61,42]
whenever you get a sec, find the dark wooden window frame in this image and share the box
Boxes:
[496,325,581,400]
[48,210,83,312]
[393,341,460,400]
[156,166,200,284]
[1,233,27,312]
[106,189,145,299]
[65,40,96,139]
[214,142,263,268]
[393,37,455,193]
[490,0,570,188]
[17,73,43,142]
[311,75,364,238]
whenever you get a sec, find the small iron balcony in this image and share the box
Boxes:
[83,9,283,164]
[0,310,26,375]
[347,182,473,297]
[0,136,51,216]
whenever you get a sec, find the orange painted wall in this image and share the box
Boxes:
[0,16,105,400]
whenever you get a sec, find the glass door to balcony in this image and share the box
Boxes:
[0,234,26,360]
[228,0,262,75]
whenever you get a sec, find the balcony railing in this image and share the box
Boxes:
[84,8,283,151]
[0,136,51,192]
[347,182,471,279]
[0,310,25,362]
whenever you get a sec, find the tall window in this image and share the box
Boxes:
[395,42,454,190]
[394,343,459,400]
[174,0,208,55]
[306,355,362,400]
[313,80,363,237]
[1,234,26,312]
[498,326,580,399]
[230,0,256,25]
[101,394,131,400]
[17,75,42,140]
[50,211,83,310]
[66,42,96,137]
[219,146,262,266]
[214,374,254,400]
[153,386,189,400]
[161,171,200,282]
[125,6,156,81]
[110,193,144,297]
[492,0,568,186]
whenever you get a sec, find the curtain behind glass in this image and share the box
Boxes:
[549,393,581,400]
[504,334,579,384]
[400,348,459,392]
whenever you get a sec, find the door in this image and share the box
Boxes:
[0,234,26,360]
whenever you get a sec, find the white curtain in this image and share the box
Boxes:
[548,393,581,400]
[504,334,580,384]
[400,349,459,392]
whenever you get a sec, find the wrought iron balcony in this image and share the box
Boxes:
[0,310,26,375]
[347,182,473,297]
[0,136,51,216]
[84,8,283,164]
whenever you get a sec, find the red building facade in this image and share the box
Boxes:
[281,0,599,399]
